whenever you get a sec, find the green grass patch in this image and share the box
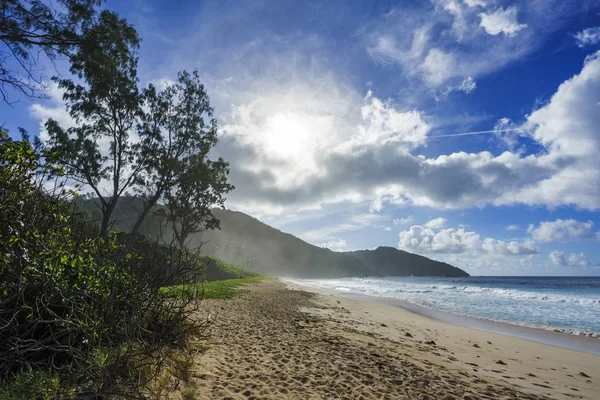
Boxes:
[163,276,272,300]
[0,370,65,400]
[198,255,260,281]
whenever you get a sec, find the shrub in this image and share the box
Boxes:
[0,133,209,397]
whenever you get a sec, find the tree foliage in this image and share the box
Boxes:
[46,16,233,244]
[0,0,101,103]
[165,154,233,248]
[136,70,234,246]
[45,10,141,238]
[0,132,210,396]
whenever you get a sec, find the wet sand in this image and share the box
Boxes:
[188,280,599,399]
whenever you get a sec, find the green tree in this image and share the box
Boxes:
[0,0,101,103]
[164,153,233,248]
[45,10,141,238]
[129,70,233,245]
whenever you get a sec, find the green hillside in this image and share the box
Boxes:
[78,197,469,278]
[346,247,468,277]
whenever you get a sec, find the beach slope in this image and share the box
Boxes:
[190,280,598,399]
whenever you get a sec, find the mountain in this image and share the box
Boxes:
[78,198,469,278]
[187,209,372,278]
[346,247,468,277]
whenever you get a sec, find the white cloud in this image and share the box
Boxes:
[506,224,519,231]
[320,238,348,250]
[567,252,591,267]
[29,15,600,221]
[423,217,447,229]
[32,52,600,217]
[464,0,486,7]
[301,212,388,245]
[364,0,571,91]
[479,7,527,37]
[527,219,594,242]
[398,225,538,256]
[421,49,457,87]
[456,76,477,93]
[574,27,600,48]
[550,250,595,267]
[495,51,600,210]
[549,250,567,266]
[393,217,415,225]
[351,91,430,150]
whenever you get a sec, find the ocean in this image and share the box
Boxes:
[295,276,600,338]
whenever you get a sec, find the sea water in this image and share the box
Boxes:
[296,276,600,337]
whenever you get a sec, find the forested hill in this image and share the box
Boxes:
[80,198,469,278]
[346,247,468,278]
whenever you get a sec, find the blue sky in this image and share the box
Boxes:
[2,0,600,275]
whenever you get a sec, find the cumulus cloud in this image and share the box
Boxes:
[574,27,600,48]
[320,238,348,250]
[27,3,600,224]
[479,7,527,37]
[495,51,600,210]
[549,250,567,266]
[506,224,519,231]
[398,225,538,256]
[527,219,595,242]
[567,253,591,267]
[423,217,447,229]
[549,251,595,267]
[30,51,600,219]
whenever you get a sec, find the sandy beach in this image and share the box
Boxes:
[187,280,599,399]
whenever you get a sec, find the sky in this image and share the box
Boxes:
[2,0,600,276]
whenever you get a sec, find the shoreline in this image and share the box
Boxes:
[191,280,599,399]
[289,279,600,355]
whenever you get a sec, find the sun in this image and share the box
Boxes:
[262,112,312,160]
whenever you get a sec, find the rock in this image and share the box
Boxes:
[496,360,507,365]
[405,332,413,338]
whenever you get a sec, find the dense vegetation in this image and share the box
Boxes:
[0,1,237,397]
[349,247,469,278]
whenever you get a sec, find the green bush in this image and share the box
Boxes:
[0,134,209,396]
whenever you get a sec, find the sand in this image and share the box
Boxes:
[187,280,599,399]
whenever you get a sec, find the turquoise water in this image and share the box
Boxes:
[297,276,600,337]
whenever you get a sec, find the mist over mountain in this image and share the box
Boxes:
[80,198,469,278]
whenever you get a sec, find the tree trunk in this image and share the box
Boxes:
[99,200,118,239]
[126,192,162,249]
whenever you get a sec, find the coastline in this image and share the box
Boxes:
[289,279,600,355]
[190,280,599,399]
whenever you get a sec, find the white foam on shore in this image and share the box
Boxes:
[290,277,600,339]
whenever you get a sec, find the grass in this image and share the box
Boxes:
[198,255,261,281]
[163,276,273,300]
[0,370,64,400]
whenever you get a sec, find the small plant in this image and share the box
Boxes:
[182,387,198,400]
[0,370,64,400]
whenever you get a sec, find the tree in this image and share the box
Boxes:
[130,70,233,245]
[0,0,101,103]
[45,10,141,238]
[164,154,233,248]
